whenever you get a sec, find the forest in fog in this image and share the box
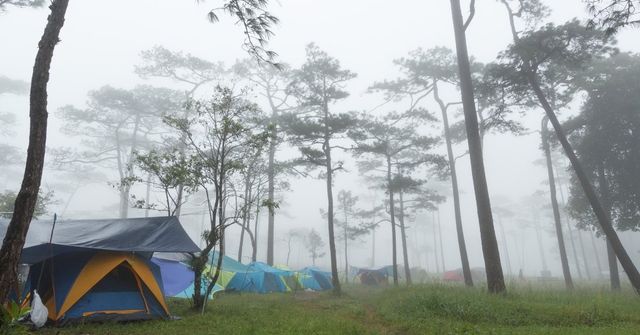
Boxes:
[1,1,640,321]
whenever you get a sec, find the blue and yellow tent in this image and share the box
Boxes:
[26,251,170,323]
[1,217,200,324]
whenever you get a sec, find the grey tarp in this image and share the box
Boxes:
[0,216,200,264]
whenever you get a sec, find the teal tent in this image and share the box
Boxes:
[298,267,333,291]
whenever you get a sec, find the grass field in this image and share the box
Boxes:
[40,284,640,335]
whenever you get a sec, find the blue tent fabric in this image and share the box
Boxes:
[299,267,333,291]
[151,258,194,297]
[171,252,333,297]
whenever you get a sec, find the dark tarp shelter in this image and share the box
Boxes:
[1,216,199,324]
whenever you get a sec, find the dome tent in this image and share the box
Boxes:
[1,216,199,324]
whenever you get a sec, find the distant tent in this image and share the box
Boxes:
[353,266,393,285]
[248,262,303,292]
[171,254,333,296]
[298,267,333,291]
[226,261,289,293]
[442,267,486,283]
[1,216,199,324]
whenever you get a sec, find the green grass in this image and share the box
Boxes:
[40,284,640,335]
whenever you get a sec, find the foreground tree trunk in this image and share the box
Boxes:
[527,73,640,293]
[541,117,574,289]
[398,189,412,285]
[0,0,69,304]
[449,0,505,293]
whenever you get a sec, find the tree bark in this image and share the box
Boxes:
[449,0,505,293]
[0,0,69,304]
[541,116,574,289]
[386,155,399,285]
[527,71,640,293]
[398,189,412,284]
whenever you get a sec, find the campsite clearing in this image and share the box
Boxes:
[39,284,640,335]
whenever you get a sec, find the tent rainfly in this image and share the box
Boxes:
[1,216,200,324]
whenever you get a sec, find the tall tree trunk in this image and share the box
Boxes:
[266,128,276,265]
[343,207,349,284]
[119,188,130,219]
[398,189,412,284]
[497,216,513,277]
[252,197,260,262]
[434,82,473,286]
[432,210,440,273]
[323,108,341,294]
[237,214,246,261]
[527,72,640,293]
[542,116,573,289]
[437,208,445,273]
[555,167,586,280]
[606,240,620,290]
[597,163,621,290]
[238,175,251,262]
[386,155,399,285]
[0,0,69,304]
[590,234,604,279]
[449,0,505,293]
[144,173,152,217]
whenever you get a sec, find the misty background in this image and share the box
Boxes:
[1,0,639,278]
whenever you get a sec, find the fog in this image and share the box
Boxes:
[1,0,639,281]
